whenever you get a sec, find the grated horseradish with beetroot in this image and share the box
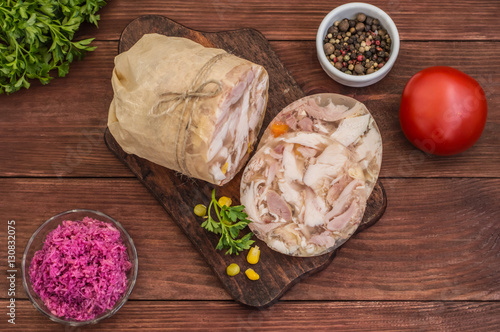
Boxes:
[29,217,132,321]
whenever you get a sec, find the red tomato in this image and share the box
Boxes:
[399,66,487,156]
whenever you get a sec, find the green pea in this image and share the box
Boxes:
[194,204,207,217]
[226,263,240,276]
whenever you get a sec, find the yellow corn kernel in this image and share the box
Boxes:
[226,263,240,276]
[193,204,207,217]
[245,268,260,281]
[221,162,229,175]
[246,246,260,265]
[218,196,232,207]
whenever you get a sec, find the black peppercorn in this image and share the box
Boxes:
[355,22,365,31]
[339,19,349,32]
[356,13,366,22]
[323,12,391,76]
[354,63,365,74]
[328,26,339,34]
[324,43,335,55]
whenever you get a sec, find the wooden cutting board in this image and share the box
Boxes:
[104,15,387,308]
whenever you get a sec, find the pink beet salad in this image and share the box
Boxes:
[29,217,132,321]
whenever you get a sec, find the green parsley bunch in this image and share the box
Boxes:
[0,0,107,94]
[201,189,255,255]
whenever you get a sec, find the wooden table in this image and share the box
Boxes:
[1,0,499,330]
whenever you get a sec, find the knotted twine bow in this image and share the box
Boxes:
[149,52,231,177]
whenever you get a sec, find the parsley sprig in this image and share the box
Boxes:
[201,189,254,255]
[0,0,107,94]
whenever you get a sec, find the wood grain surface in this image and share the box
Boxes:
[0,0,499,329]
[6,300,500,331]
[1,178,498,302]
[74,0,500,41]
[2,40,499,178]
[103,15,386,308]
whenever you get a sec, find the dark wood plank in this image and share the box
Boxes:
[2,1,498,329]
[1,40,499,178]
[9,300,500,331]
[2,178,499,301]
[75,0,500,41]
[0,41,125,178]
[105,15,385,308]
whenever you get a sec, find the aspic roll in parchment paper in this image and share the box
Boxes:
[241,94,382,257]
[108,34,269,185]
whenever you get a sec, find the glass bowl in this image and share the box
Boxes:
[22,209,138,326]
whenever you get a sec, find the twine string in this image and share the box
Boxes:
[149,52,231,176]
[150,79,223,117]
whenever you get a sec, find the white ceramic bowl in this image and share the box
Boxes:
[316,2,400,87]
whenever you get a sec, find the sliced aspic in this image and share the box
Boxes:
[108,34,269,185]
[240,132,372,257]
[260,93,382,196]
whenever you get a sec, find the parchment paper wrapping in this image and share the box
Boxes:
[108,34,269,185]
